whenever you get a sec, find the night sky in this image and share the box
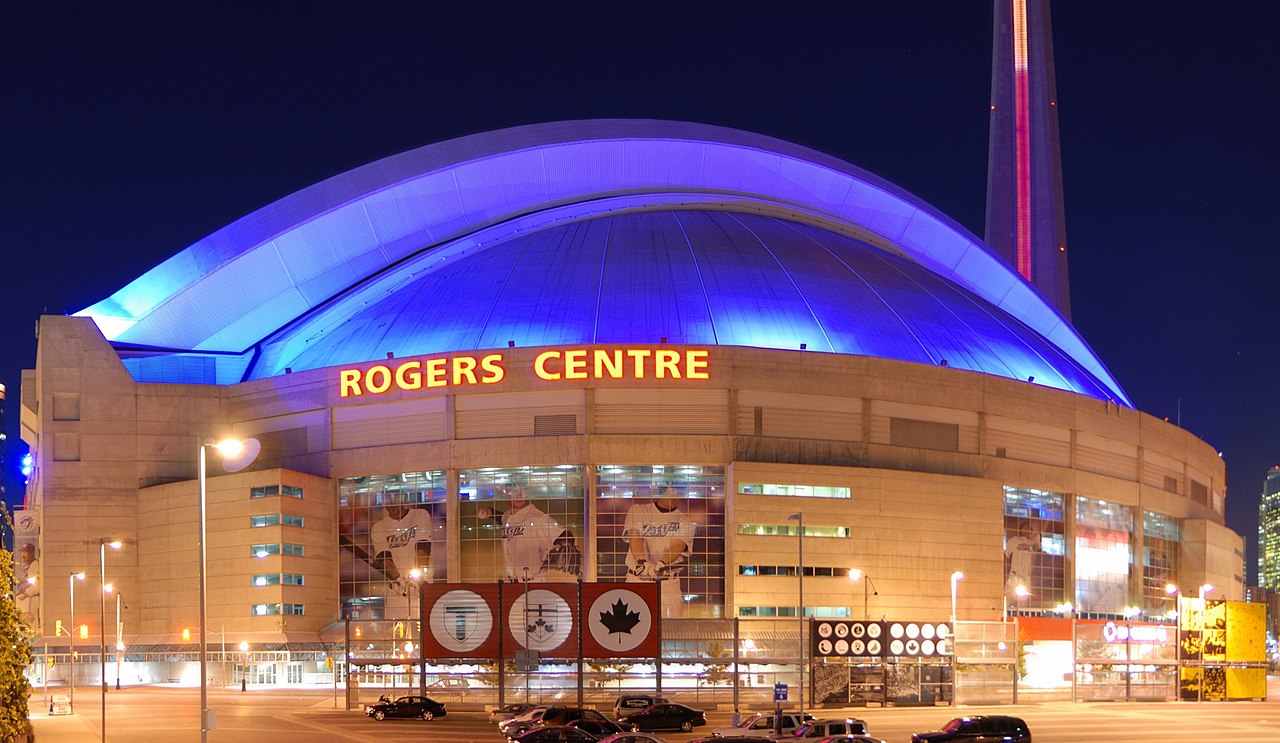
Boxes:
[4,5,1276,574]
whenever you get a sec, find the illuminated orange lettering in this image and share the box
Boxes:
[594,349,623,378]
[395,361,422,390]
[339,369,362,397]
[535,350,562,380]
[656,350,681,379]
[453,356,478,385]
[480,354,505,384]
[425,358,447,388]
[686,350,710,379]
[565,350,588,379]
[626,349,652,378]
[365,365,392,394]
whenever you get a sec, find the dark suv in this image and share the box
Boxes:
[911,715,1031,742]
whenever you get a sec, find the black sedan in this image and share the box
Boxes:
[511,726,602,743]
[364,694,447,721]
[622,704,707,733]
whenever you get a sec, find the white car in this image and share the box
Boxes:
[498,705,551,733]
[713,713,812,738]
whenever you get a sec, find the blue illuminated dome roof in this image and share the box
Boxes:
[76,120,1129,404]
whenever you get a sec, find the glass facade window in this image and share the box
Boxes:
[738,565,848,576]
[1076,497,1134,615]
[1142,511,1179,616]
[596,464,725,618]
[251,485,280,499]
[1003,486,1067,612]
[338,471,447,620]
[282,485,303,498]
[459,465,585,582]
[738,483,850,498]
[737,606,850,618]
[737,524,850,538]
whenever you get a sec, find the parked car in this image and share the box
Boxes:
[597,733,671,743]
[621,703,707,733]
[567,717,628,738]
[815,737,885,743]
[613,694,669,720]
[781,719,868,740]
[427,676,471,690]
[507,706,615,738]
[500,706,553,734]
[510,726,602,743]
[713,712,813,737]
[910,716,1031,743]
[493,703,540,724]
[364,694,447,721]
[695,737,770,743]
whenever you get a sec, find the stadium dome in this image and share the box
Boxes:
[76,120,1129,404]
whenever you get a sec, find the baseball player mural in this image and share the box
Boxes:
[478,485,582,580]
[624,485,697,617]
[369,494,439,617]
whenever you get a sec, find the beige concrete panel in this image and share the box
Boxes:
[587,435,732,465]
[328,441,452,477]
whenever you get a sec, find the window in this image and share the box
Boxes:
[282,485,304,499]
[738,565,847,576]
[1076,496,1133,615]
[252,514,305,527]
[1142,511,1179,615]
[250,485,280,499]
[250,543,304,558]
[252,573,304,587]
[1004,486,1066,613]
[459,465,585,584]
[737,606,849,618]
[738,524,850,538]
[596,464,726,618]
[738,483,850,499]
[252,603,304,616]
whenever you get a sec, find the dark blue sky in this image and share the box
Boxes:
[3,4,1276,573]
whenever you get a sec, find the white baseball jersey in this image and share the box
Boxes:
[370,507,435,576]
[623,502,696,616]
[501,503,563,579]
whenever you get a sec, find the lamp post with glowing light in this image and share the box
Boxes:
[787,513,804,717]
[198,437,260,741]
[1197,583,1213,702]
[239,641,249,692]
[950,571,964,625]
[68,571,85,712]
[99,538,121,742]
[115,592,126,690]
[848,569,878,620]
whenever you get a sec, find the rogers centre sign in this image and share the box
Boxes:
[339,348,710,397]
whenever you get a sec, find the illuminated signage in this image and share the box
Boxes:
[1102,622,1168,644]
[339,348,710,397]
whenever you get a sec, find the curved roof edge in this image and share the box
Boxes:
[74,119,1131,405]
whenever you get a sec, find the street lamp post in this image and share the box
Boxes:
[198,437,259,741]
[950,571,964,625]
[847,569,878,620]
[787,513,804,716]
[1197,583,1213,703]
[68,572,85,712]
[115,592,126,690]
[239,641,249,692]
[99,538,121,743]
[522,567,531,706]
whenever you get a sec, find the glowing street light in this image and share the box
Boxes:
[99,538,122,742]
[198,437,259,741]
[950,571,964,625]
[68,572,85,712]
[847,569,878,620]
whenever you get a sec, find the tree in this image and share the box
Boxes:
[0,504,36,741]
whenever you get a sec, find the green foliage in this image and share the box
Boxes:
[0,504,36,740]
[702,641,732,686]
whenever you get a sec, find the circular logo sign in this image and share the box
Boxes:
[850,623,864,638]
[818,622,834,638]
[817,639,833,655]
[867,623,882,638]
[906,623,920,639]
[849,639,865,656]
[835,622,850,638]
[588,588,653,653]
[866,639,882,655]
[509,589,573,652]
[429,589,494,653]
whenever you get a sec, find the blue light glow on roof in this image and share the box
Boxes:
[77,120,1130,404]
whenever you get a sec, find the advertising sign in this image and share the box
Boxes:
[813,619,953,658]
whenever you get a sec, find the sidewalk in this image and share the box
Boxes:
[26,709,98,743]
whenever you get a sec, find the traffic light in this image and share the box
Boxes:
[182,627,191,641]
[353,625,363,639]
[55,619,63,637]
[79,624,88,639]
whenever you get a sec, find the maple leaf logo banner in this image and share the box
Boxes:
[600,598,642,635]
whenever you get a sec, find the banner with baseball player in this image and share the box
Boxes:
[460,466,585,583]
[338,472,448,620]
[595,465,725,618]
[419,581,658,660]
